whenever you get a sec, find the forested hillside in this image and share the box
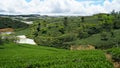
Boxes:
[0,17,29,29]
[27,11,120,49]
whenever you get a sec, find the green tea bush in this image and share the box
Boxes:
[34,33,77,49]
[0,44,114,68]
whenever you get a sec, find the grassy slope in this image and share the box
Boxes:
[15,28,31,35]
[15,15,98,35]
[0,43,113,68]
[75,29,120,46]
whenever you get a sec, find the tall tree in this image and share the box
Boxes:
[59,27,65,34]
[0,35,3,45]
[37,23,41,32]
[34,23,41,37]
[63,17,68,26]
[81,17,84,22]
[111,10,116,15]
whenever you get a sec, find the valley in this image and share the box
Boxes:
[0,12,120,68]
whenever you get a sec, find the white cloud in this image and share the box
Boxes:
[104,0,120,12]
[0,0,120,16]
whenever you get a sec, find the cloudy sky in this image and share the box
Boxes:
[0,0,120,16]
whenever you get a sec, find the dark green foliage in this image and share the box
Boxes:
[74,29,120,49]
[37,23,41,32]
[26,12,120,49]
[87,26,100,35]
[78,30,89,39]
[59,27,65,34]
[101,22,113,32]
[0,35,3,45]
[58,33,77,42]
[0,17,29,29]
[56,33,77,47]
[34,23,41,37]
[101,31,109,41]
[2,34,18,43]
[96,39,115,49]
[34,33,77,49]
[81,17,84,22]
[113,19,120,29]
[110,31,115,37]
[96,30,120,49]
[42,29,47,34]
[111,10,116,15]
[63,17,68,27]
[34,31,39,37]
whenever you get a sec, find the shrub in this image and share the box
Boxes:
[95,40,115,49]
[2,34,19,43]
[87,26,101,35]
[34,36,56,46]
[0,35,3,45]
[34,33,77,49]
[100,31,109,41]
[57,33,77,43]
[56,33,77,48]
[113,20,120,29]
[0,17,28,29]
[78,30,90,39]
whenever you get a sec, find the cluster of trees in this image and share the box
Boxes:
[0,17,29,29]
[0,17,28,45]
[0,34,18,45]
[28,11,120,49]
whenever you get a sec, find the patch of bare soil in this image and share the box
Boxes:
[105,53,112,62]
[114,62,120,68]
[105,53,120,68]
[70,45,95,50]
[0,28,14,32]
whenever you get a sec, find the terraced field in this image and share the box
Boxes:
[0,43,113,68]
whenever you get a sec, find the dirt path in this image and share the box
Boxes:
[105,53,120,68]
[105,53,112,62]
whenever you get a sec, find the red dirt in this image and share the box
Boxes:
[0,28,14,32]
[105,53,120,68]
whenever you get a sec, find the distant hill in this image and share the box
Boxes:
[0,17,29,29]
[0,14,40,17]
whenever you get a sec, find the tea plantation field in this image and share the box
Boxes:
[0,43,113,68]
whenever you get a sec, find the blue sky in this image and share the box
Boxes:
[26,0,32,2]
[75,0,112,5]
[26,0,112,2]
[25,0,113,7]
[0,0,120,16]
[25,0,112,4]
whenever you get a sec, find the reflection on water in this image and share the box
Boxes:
[17,35,36,45]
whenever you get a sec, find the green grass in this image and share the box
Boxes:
[15,28,31,35]
[75,29,120,47]
[0,43,113,68]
